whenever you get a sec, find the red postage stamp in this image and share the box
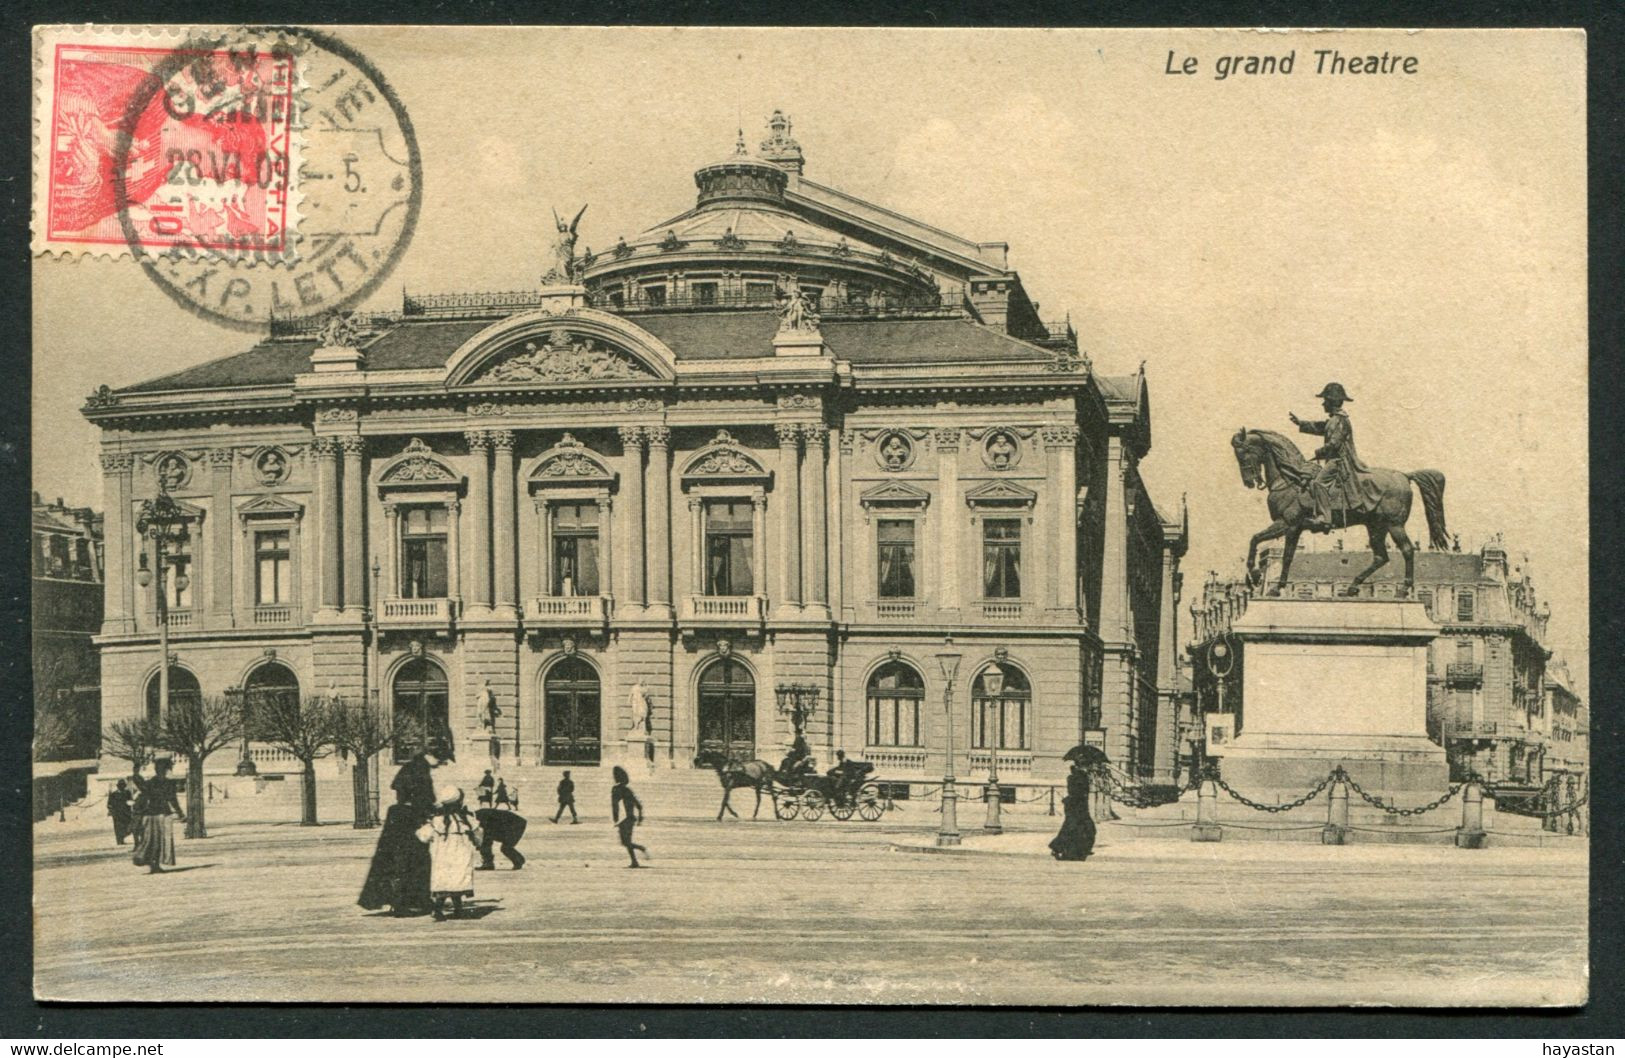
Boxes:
[36,31,298,257]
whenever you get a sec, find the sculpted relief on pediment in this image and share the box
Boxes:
[470,328,652,386]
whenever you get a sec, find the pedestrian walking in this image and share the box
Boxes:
[106,779,133,846]
[552,770,579,823]
[417,785,482,921]
[494,778,513,809]
[610,765,648,868]
[1048,758,1098,862]
[475,807,528,871]
[359,743,444,917]
[476,769,496,807]
[130,758,184,873]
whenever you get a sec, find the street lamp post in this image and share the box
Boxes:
[935,647,962,847]
[369,555,382,826]
[982,665,1004,834]
[135,489,189,726]
[774,683,820,749]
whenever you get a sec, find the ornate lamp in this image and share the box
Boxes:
[774,683,820,742]
[979,664,1006,834]
[136,489,190,724]
[934,647,962,847]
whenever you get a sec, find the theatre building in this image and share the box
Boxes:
[85,114,1188,785]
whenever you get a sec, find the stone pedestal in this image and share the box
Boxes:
[1221,598,1448,798]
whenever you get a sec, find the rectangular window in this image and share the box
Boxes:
[982,518,1022,599]
[640,283,666,306]
[876,519,916,598]
[704,500,754,596]
[401,506,448,599]
[1455,639,1474,665]
[973,697,1029,750]
[1456,590,1476,622]
[692,281,718,305]
[744,282,775,304]
[867,693,922,747]
[255,530,291,605]
[551,501,600,596]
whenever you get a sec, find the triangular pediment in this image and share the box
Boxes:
[237,495,305,518]
[963,479,1038,507]
[860,480,931,507]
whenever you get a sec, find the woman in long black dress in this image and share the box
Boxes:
[358,746,440,916]
[131,759,185,873]
[1048,759,1097,862]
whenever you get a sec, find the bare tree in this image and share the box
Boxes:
[102,717,161,778]
[33,693,78,762]
[259,696,337,825]
[158,696,244,839]
[331,697,397,829]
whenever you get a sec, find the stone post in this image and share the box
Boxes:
[465,430,492,612]
[1192,776,1222,842]
[208,448,235,628]
[1456,782,1487,849]
[315,438,341,614]
[100,453,135,634]
[776,423,802,609]
[490,429,517,612]
[1323,773,1350,845]
[618,426,645,607]
[801,423,828,610]
[644,425,672,612]
[341,435,365,612]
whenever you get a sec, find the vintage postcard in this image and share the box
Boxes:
[30,26,1587,1006]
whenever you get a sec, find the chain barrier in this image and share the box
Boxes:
[1467,771,1589,821]
[1213,770,1334,814]
[1342,771,1462,817]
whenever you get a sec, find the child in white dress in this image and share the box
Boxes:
[417,785,482,921]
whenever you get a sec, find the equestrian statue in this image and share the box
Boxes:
[1231,382,1449,598]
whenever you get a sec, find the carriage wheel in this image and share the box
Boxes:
[773,795,799,821]
[857,785,885,821]
[801,791,825,821]
[829,799,854,821]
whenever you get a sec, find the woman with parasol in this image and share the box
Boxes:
[1049,744,1105,861]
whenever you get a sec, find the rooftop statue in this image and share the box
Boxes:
[1231,382,1450,598]
[775,274,820,333]
[546,204,589,284]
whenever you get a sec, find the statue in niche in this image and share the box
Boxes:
[986,431,1018,470]
[879,433,912,471]
[256,448,289,485]
[157,454,188,491]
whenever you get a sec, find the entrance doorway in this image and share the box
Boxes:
[543,657,601,765]
[392,657,450,763]
[697,658,755,762]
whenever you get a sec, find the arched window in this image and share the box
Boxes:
[392,657,450,763]
[144,666,201,724]
[544,657,601,766]
[697,659,755,762]
[243,662,300,738]
[972,663,1030,750]
[866,661,924,747]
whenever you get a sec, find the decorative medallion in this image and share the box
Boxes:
[155,452,191,491]
[717,638,733,658]
[875,431,915,472]
[254,447,290,486]
[466,401,510,418]
[561,635,578,657]
[982,430,1022,470]
[476,329,649,385]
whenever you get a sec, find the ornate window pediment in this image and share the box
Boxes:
[860,480,931,509]
[237,495,305,520]
[466,328,655,387]
[964,479,1038,510]
[528,433,616,490]
[376,438,464,492]
[681,430,769,487]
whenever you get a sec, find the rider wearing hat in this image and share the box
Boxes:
[1290,382,1381,528]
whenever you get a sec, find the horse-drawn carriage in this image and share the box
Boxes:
[694,750,890,822]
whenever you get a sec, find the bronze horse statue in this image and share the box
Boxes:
[1231,428,1449,597]
[693,749,779,821]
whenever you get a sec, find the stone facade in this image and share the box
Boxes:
[85,114,1187,784]
[33,492,105,760]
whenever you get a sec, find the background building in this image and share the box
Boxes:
[32,492,104,763]
[83,113,1187,785]
[1187,537,1572,791]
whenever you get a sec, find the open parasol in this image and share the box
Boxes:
[1062,743,1109,767]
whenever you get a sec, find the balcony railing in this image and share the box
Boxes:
[252,605,294,627]
[525,595,611,624]
[979,600,1027,621]
[683,594,765,623]
[864,747,928,773]
[165,610,194,630]
[1446,720,1499,739]
[875,600,918,620]
[969,750,1035,777]
[1445,662,1484,685]
[379,596,456,628]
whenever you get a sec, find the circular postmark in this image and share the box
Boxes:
[111,25,421,331]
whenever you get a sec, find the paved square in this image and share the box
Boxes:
[34,814,1586,1005]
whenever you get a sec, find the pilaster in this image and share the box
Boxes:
[314,437,341,617]
[618,426,646,609]
[341,435,365,612]
[776,422,802,613]
[465,430,493,614]
[934,428,961,613]
[100,453,136,634]
[1045,425,1080,618]
[490,429,518,614]
[1099,436,1130,644]
[801,423,829,616]
[644,425,672,615]
[208,448,235,628]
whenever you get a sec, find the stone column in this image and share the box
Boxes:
[465,430,492,611]
[341,435,365,612]
[1046,425,1080,615]
[208,448,235,628]
[315,438,341,613]
[750,494,766,601]
[618,426,645,607]
[776,423,802,608]
[447,499,462,604]
[1153,547,1181,783]
[934,428,960,611]
[1100,437,1130,642]
[801,423,828,608]
[100,453,135,634]
[383,504,400,597]
[490,429,517,611]
[644,425,672,611]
